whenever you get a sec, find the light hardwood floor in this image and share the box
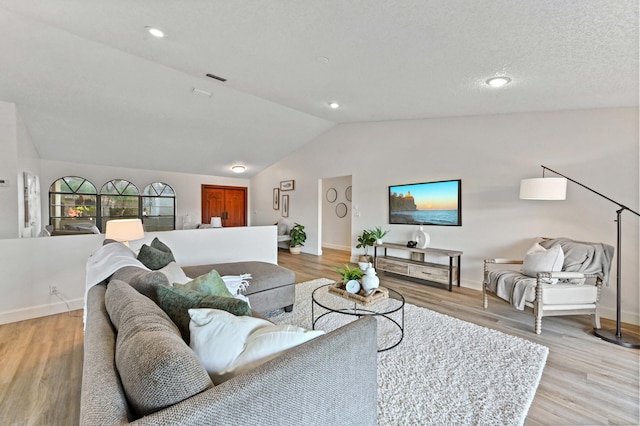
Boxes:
[1,248,638,425]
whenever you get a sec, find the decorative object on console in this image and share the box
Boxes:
[370,226,389,244]
[288,222,306,254]
[210,217,223,227]
[280,180,295,191]
[105,218,144,247]
[389,179,462,226]
[520,165,639,348]
[412,225,430,248]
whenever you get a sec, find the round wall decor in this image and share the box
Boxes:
[345,186,352,201]
[326,187,337,203]
[335,202,348,218]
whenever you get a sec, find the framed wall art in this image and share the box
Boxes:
[273,188,280,210]
[281,194,289,217]
[280,180,295,191]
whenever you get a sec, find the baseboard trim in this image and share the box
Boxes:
[321,243,351,252]
[0,298,84,325]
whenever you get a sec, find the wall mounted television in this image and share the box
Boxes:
[388,179,461,226]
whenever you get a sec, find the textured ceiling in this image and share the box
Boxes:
[0,1,637,177]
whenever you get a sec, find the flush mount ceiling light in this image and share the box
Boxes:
[329,102,340,109]
[231,165,246,174]
[486,76,511,88]
[145,26,165,38]
[192,87,212,97]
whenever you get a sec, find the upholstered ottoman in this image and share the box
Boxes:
[182,261,296,313]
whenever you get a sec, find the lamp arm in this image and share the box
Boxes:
[541,165,640,217]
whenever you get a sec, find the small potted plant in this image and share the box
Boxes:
[370,226,389,244]
[335,263,364,293]
[356,229,376,269]
[288,223,306,254]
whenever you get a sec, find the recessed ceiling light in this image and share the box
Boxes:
[231,165,246,174]
[329,102,340,109]
[486,76,511,88]
[145,26,165,38]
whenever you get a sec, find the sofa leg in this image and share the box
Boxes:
[284,304,294,313]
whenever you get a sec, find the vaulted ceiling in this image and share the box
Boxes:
[0,1,637,177]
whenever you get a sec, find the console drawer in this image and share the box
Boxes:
[408,264,450,284]
[376,258,409,275]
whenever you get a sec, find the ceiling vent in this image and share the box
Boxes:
[206,73,227,82]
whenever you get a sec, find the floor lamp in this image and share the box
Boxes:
[520,165,640,349]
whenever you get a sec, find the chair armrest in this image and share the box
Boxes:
[536,271,598,280]
[133,317,378,426]
[484,259,523,265]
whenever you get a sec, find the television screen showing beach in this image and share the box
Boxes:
[389,180,461,226]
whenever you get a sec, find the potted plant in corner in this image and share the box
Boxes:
[289,223,306,254]
[356,229,376,270]
[370,226,389,245]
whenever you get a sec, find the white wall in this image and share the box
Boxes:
[0,226,277,325]
[251,107,640,325]
[39,159,251,229]
[322,175,352,251]
[0,102,20,238]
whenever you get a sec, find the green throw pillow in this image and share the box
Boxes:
[150,237,172,253]
[137,244,176,270]
[157,285,252,343]
[174,269,233,298]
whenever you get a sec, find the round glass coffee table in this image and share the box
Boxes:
[311,284,405,352]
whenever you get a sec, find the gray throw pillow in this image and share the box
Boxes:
[137,244,175,270]
[129,271,171,303]
[157,285,252,343]
[105,280,213,419]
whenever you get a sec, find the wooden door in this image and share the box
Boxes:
[201,185,247,227]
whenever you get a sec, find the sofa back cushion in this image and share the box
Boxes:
[110,266,171,304]
[105,280,213,418]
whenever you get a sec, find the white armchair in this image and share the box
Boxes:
[483,238,613,334]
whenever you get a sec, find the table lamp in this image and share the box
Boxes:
[105,219,145,247]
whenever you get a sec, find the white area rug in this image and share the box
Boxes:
[266,278,549,426]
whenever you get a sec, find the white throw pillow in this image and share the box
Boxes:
[522,243,564,283]
[189,308,324,385]
[158,261,191,285]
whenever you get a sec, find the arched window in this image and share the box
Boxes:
[142,182,176,231]
[99,179,140,231]
[49,176,98,233]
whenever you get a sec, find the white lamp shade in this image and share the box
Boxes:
[519,178,567,200]
[210,217,223,228]
[105,219,145,244]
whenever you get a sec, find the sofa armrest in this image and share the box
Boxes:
[132,317,378,426]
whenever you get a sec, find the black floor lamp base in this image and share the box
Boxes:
[593,328,640,349]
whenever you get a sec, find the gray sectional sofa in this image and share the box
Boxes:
[81,253,378,425]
